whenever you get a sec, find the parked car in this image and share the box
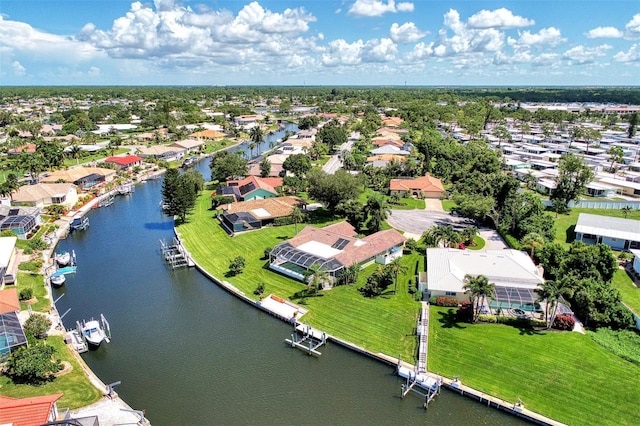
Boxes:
[513,308,529,319]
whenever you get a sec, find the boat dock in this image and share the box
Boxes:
[284,323,327,356]
[159,237,193,268]
[65,329,88,354]
[398,365,442,409]
[417,302,429,372]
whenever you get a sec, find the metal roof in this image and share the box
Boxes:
[575,213,640,242]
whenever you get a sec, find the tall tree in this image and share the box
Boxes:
[627,112,638,138]
[534,279,572,329]
[282,153,311,178]
[364,193,390,233]
[162,168,198,223]
[387,257,408,294]
[521,232,546,258]
[607,146,624,172]
[249,126,264,156]
[210,151,248,182]
[462,274,495,322]
[550,153,594,212]
[304,263,329,295]
[259,157,271,178]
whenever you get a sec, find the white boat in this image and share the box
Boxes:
[50,273,66,287]
[78,314,111,348]
[55,251,71,266]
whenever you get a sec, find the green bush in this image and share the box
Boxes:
[587,328,640,365]
[19,288,33,301]
[18,261,42,272]
[23,313,51,339]
[478,314,498,323]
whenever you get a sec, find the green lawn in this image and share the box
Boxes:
[428,306,640,426]
[467,235,485,250]
[441,199,456,212]
[390,197,425,210]
[177,193,421,360]
[0,336,103,409]
[17,272,50,312]
[612,268,640,315]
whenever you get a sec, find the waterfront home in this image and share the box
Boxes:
[41,167,116,191]
[219,196,303,234]
[424,248,544,310]
[170,139,205,154]
[137,145,185,162]
[187,129,226,141]
[0,287,28,361]
[11,183,79,210]
[0,207,41,239]
[575,213,640,250]
[389,173,445,199]
[104,155,144,171]
[217,176,282,202]
[270,221,406,283]
[0,393,63,424]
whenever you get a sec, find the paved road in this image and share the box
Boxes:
[322,140,354,175]
[387,209,508,250]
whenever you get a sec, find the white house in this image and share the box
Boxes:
[425,248,544,310]
[11,183,78,210]
[574,213,640,250]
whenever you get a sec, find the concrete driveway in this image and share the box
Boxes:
[387,209,508,250]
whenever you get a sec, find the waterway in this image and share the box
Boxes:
[52,129,526,425]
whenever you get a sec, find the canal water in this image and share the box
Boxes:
[53,132,526,425]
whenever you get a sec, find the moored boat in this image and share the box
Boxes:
[50,273,66,287]
[55,251,71,266]
[78,314,111,348]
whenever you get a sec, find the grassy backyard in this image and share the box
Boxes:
[0,336,103,410]
[613,268,640,315]
[16,272,50,313]
[428,306,640,426]
[552,207,640,247]
[177,193,421,360]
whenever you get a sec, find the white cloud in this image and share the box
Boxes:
[508,27,566,47]
[389,22,428,44]
[563,44,612,65]
[11,61,26,76]
[467,8,534,29]
[428,9,505,57]
[321,39,364,66]
[0,15,102,63]
[348,0,414,18]
[362,38,397,62]
[586,26,623,39]
[625,13,640,38]
[613,44,640,62]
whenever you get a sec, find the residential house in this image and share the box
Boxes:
[41,167,117,191]
[424,248,544,310]
[217,176,283,202]
[574,213,640,250]
[7,143,36,156]
[0,393,63,424]
[188,129,226,141]
[219,196,303,234]
[370,145,411,156]
[104,155,144,171]
[389,173,445,199]
[270,221,406,283]
[0,207,41,239]
[11,183,78,210]
[137,145,185,162]
[366,154,407,168]
[0,288,27,361]
[170,139,205,154]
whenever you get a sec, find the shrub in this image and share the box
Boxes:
[477,314,497,323]
[19,288,33,301]
[457,301,474,322]
[19,261,42,272]
[228,256,246,276]
[6,343,62,384]
[253,283,265,296]
[404,239,417,253]
[23,313,51,339]
[553,314,576,331]
[587,328,640,366]
[262,247,273,260]
[435,296,459,307]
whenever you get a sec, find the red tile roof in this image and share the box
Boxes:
[0,288,20,314]
[389,173,445,193]
[105,155,144,166]
[0,393,62,426]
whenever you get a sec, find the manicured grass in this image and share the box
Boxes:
[62,148,129,168]
[467,235,485,250]
[612,268,640,315]
[441,199,456,212]
[390,197,425,210]
[17,272,50,313]
[0,336,103,409]
[553,207,640,247]
[177,193,421,360]
[428,306,640,426]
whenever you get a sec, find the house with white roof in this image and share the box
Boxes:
[425,248,544,310]
[574,213,640,250]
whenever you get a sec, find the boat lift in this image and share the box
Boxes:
[285,323,327,356]
[76,314,112,345]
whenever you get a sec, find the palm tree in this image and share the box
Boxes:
[387,257,408,294]
[340,263,360,286]
[304,263,329,295]
[462,274,495,322]
[622,205,632,218]
[461,226,478,246]
[534,279,572,329]
[249,126,264,156]
[248,142,256,159]
[364,193,390,233]
[290,206,305,234]
[521,232,545,259]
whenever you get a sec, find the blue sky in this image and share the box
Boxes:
[1,0,639,86]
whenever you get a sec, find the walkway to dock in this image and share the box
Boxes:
[417,302,429,373]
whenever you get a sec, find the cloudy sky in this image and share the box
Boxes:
[1,0,639,86]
